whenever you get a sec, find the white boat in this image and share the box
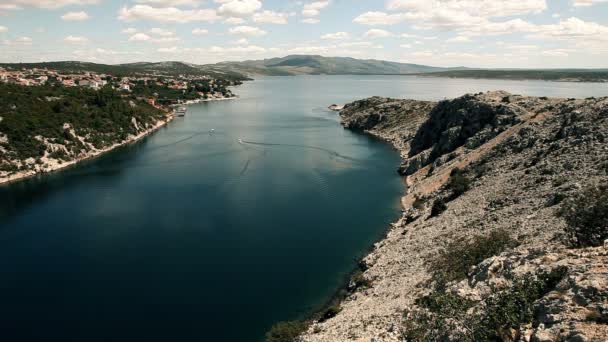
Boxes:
[175,106,187,117]
[238,138,243,144]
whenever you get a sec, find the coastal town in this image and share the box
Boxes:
[0,65,240,108]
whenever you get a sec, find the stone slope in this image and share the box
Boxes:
[301,91,608,342]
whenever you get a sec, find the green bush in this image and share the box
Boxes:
[430,198,447,217]
[447,168,471,200]
[318,305,341,323]
[402,267,567,342]
[558,184,608,247]
[431,229,519,284]
[265,320,309,342]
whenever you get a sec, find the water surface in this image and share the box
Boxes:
[1,76,606,342]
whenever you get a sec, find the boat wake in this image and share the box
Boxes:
[239,140,359,162]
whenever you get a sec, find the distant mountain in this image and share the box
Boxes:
[199,55,462,76]
[418,69,608,82]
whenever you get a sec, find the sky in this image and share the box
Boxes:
[1,0,607,68]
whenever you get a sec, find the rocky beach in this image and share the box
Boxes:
[301,91,608,342]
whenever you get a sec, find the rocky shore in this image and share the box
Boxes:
[301,91,608,341]
[0,113,173,185]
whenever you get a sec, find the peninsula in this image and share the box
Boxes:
[0,64,242,184]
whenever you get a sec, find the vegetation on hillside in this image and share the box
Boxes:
[0,83,165,171]
[559,183,608,247]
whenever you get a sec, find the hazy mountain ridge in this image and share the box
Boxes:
[3,56,608,81]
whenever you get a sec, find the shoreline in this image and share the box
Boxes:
[176,96,239,106]
[0,114,174,186]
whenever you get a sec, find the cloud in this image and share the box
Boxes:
[122,27,137,34]
[61,11,90,21]
[4,36,32,45]
[128,31,180,43]
[321,31,350,40]
[216,0,262,17]
[64,35,88,44]
[149,27,174,36]
[118,5,220,23]
[572,0,608,6]
[353,11,404,26]
[385,0,547,18]
[301,18,319,24]
[253,10,289,24]
[228,25,267,36]
[231,38,248,44]
[133,0,201,6]
[223,17,245,24]
[0,26,7,33]
[446,35,471,42]
[128,32,151,41]
[192,28,208,35]
[0,0,100,10]
[363,29,394,38]
[302,1,329,17]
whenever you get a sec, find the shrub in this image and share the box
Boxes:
[546,192,566,207]
[431,229,519,284]
[265,320,309,342]
[318,305,341,323]
[447,168,471,200]
[412,195,426,210]
[430,198,447,218]
[402,267,567,342]
[349,270,371,291]
[558,184,608,247]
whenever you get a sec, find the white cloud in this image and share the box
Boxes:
[253,10,289,24]
[363,29,394,38]
[223,17,245,24]
[133,0,201,6]
[231,38,249,44]
[61,11,90,21]
[158,46,179,53]
[216,0,261,17]
[0,0,100,10]
[0,26,7,33]
[301,18,319,24]
[532,17,608,42]
[446,35,471,42]
[302,1,329,17]
[228,25,266,36]
[353,11,404,26]
[149,27,174,36]
[128,32,151,41]
[541,49,571,56]
[122,27,137,34]
[192,28,209,35]
[64,35,88,44]
[572,0,608,6]
[386,0,546,18]
[118,5,220,23]
[128,31,180,43]
[4,36,32,45]
[321,31,350,40]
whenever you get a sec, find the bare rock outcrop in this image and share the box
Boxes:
[300,91,608,342]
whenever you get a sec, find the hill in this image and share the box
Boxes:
[0,61,248,80]
[293,92,608,341]
[421,69,608,82]
[201,55,457,76]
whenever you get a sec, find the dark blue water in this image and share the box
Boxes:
[1,76,606,342]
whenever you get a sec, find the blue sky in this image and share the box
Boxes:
[1,0,607,68]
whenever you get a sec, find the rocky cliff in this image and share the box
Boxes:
[301,91,608,342]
